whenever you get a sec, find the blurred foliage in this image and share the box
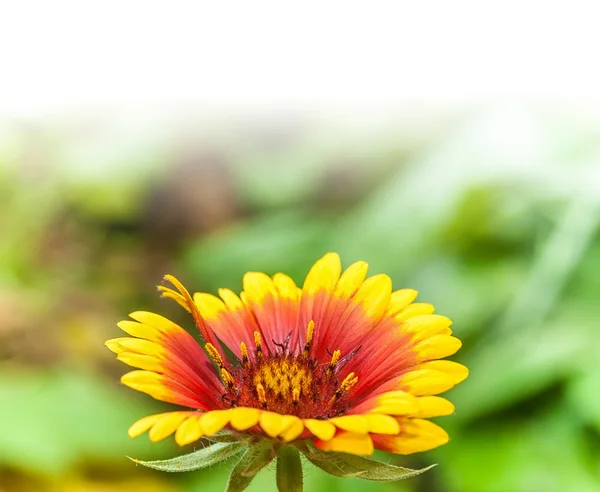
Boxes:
[1,108,600,491]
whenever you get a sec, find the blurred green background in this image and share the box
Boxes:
[1,106,600,492]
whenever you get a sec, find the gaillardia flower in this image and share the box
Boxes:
[106,253,467,488]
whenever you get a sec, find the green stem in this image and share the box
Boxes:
[276,445,303,492]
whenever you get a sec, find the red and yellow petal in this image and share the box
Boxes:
[108,312,223,409]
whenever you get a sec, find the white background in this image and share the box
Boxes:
[1,1,599,117]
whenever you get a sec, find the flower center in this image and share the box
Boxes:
[235,354,338,418]
[253,358,313,401]
[205,322,359,419]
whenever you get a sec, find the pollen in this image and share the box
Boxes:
[327,349,341,375]
[240,342,249,366]
[205,343,225,369]
[303,320,315,357]
[253,331,263,358]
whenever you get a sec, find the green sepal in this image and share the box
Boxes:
[298,442,435,481]
[226,440,277,492]
[276,445,303,492]
[128,441,245,472]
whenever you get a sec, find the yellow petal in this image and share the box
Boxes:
[419,360,469,384]
[415,335,462,360]
[398,369,459,396]
[201,410,232,436]
[107,337,165,357]
[280,419,305,442]
[157,286,188,310]
[193,292,226,320]
[334,261,368,298]
[120,371,173,403]
[372,390,419,415]
[129,311,180,334]
[317,432,374,456]
[105,338,125,354]
[303,253,342,295]
[117,320,161,342]
[149,412,188,442]
[389,418,449,454]
[396,303,435,321]
[230,407,260,431]
[386,289,418,316]
[117,353,164,372]
[175,415,204,446]
[364,414,401,435]
[259,411,290,438]
[400,314,453,341]
[128,414,164,438]
[243,272,277,304]
[218,288,244,311]
[330,415,369,434]
[304,419,336,441]
[121,370,163,387]
[416,396,455,417]
[273,273,300,300]
[353,274,392,320]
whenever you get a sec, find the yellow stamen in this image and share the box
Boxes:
[329,372,358,405]
[303,320,315,357]
[205,343,225,369]
[327,349,341,375]
[292,386,300,404]
[220,368,236,390]
[254,331,263,358]
[256,383,267,408]
[240,341,249,366]
[340,372,359,392]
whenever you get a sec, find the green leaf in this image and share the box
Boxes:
[276,446,303,492]
[299,444,433,481]
[226,440,277,492]
[130,441,245,472]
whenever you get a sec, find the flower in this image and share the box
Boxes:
[106,253,467,459]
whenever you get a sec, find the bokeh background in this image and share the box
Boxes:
[2,2,600,491]
[2,106,600,492]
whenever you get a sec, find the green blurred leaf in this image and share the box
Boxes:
[0,369,170,476]
[452,302,596,422]
[435,408,600,492]
[182,212,332,291]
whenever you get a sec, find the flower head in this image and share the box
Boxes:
[107,253,467,477]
